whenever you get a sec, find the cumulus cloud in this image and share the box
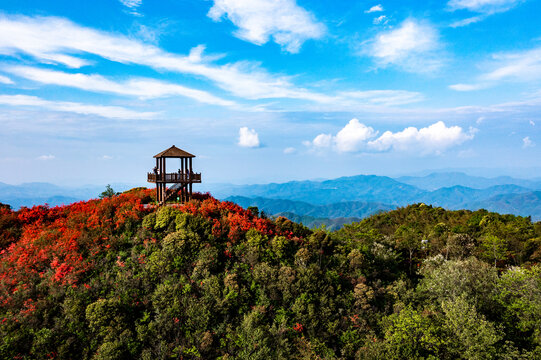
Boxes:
[207,0,325,53]
[522,136,534,148]
[335,119,378,152]
[238,127,260,148]
[8,66,237,107]
[365,5,384,13]
[306,119,474,154]
[364,19,443,73]
[0,74,13,84]
[0,94,157,120]
[367,121,476,154]
[37,154,55,160]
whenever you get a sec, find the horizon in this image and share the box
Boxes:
[0,0,540,185]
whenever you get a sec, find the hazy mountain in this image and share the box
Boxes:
[396,172,541,191]
[218,175,422,205]
[0,182,138,209]
[226,196,395,219]
[419,184,535,209]
[273,212,362,231]
[465,191,541,221]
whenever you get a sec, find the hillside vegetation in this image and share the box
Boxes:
[0,189,540,359]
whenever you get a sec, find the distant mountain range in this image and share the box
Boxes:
[1,172,540,226]
[0,182,137,209]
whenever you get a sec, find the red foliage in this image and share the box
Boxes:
[0,188,152,312]
[0,189,305,318]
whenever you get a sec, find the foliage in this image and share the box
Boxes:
[0,199,539,359]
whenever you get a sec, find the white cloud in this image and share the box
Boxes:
[447,0,523,14]
[238,127,260,148]
[449,83,488,91]
[530,120,535,126]
[522,136,534,148]
[102,155,113,160]
[311,133,333,148]
[0,74,13,84]
[335,119,378,152]
[368,121,475,154]
[8,66,237,107]
[449,15,485,27]
[483,47,541,82]
[283,147,296,154]
[207,0,325,53]
[306,120,474,155]
[339,90,424,106]
[0,15,325,102]
[0,15,430,109]
[373,15,388,25]
[476,116,485,124]
[450,46,541,90]
[119,0,143,16]
[37,154,55,160]
[0,94,157,120]
[364,19,443,73]
[365,5,384,13]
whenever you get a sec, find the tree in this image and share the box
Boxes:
[480,235,508,267]
[99,184,116,199]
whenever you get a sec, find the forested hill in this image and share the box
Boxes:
[0,189,540,359]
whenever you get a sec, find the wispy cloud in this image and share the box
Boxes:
[363,19,443,73]
[7,66,237,107]
[306,120,475,155]
[450,46,541,91]
[0,94,157,119]
[365,5,384,13]
[238,127,260,148]
[0,74,13,84]
[373,15,388,25]
[0,15,429,110]
[37,154,55,160]
[119,0,143,16]
[522,136,534,148]
[447,0,524,14]
[283,147,296,154]
[207,0,325,53]
[447,0,525,27]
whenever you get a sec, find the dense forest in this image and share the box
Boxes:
[0,188,540,359]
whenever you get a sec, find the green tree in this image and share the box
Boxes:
[99,184,116,199]
[480,234,508,267]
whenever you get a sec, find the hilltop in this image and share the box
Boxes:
[0,189,540,359]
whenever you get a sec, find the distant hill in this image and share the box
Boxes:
[465,191,541,220]
[0,182,140,209]
[218,175,422,205]
[396,172,541,191]
[274,212,362,231]
[420,184,535,209]
[226,196,394,229]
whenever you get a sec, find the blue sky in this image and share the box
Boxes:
[0,0,540,186]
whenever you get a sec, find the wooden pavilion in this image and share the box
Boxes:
[147,145,202,205]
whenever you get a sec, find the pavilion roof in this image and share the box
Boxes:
[153,145,195,158]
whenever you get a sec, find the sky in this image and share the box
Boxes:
[0,0,540,186]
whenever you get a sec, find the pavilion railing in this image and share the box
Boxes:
[148,172,201,183]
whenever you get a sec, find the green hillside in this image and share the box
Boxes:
[0,190,540,359]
